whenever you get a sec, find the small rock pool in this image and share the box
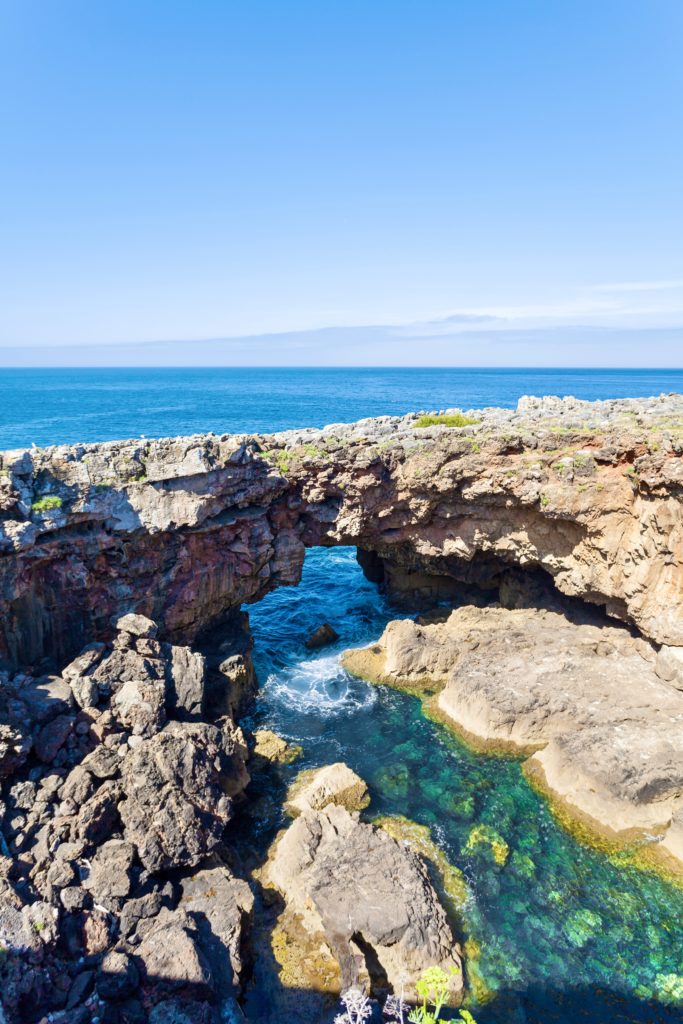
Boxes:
[236,547,683,1024]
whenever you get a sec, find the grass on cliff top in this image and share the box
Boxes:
[415,413,480,428]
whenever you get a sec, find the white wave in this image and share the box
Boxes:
[262,652,377,717]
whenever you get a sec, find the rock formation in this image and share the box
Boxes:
[263,784,462,1004]
[0,615,251,1024]
[342,606,683,869]
[1,394,683,670]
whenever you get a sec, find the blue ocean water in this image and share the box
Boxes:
[2,366,683,449]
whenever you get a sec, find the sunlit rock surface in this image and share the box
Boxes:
[2,393,683,668]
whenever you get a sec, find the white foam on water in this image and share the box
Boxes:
[262,652,377,717]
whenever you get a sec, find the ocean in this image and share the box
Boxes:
[2,366,683,449]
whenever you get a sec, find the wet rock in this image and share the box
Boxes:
[252,729,302,766]
[305,623,339,650]
[345,605,683,864]
[285,763,369,815]
[264,803,462,1003]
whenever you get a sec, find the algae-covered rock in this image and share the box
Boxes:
[253,729,302,765]
[285,762,369,816]
[465,825,510,867]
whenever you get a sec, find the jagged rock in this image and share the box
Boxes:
[179,864,254,992]
[82,839,135,904]
[116,613,159,639]
[34,713,74,762]
[135,907,214,998]
[113,677,166,737]
[345,606,683,865]
[76,778,122,844]
[0,724,31,779]
[305,623,339,650]
[264,803,462,1003]
[285,763,369,815]
[119,723,238,872]
[20,675,73,724]
[96,949,140,1000]
[164,643,206,719]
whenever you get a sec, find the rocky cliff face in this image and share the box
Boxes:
[1,393,683,670]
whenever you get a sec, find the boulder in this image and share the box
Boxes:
[0,724,31,779]
[116,613,159,639]
[656,645,683,690]
[264,803,462,1003]
[135,907,213,999]
[119,723,234,872]
[96,949,139,1000]
[112,677,166,737]
[82,839,135,904]
[180,864,254,992]
[305,623,340,650]
[164,643,206,719]
[285,763,369,815]
[252,729,302,766]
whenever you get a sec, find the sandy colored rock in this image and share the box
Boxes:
[285,762,369,815]
[344,606,683,865]
[263,803,462,1003]
[253,729,302,765]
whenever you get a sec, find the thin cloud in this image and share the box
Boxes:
[590,279,683,293]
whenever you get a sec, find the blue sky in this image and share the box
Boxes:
[1,0,682,365]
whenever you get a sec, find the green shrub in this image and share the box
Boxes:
[31,495,62,513]
[414,414,480,429]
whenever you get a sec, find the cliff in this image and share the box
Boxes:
[1,393,683,669]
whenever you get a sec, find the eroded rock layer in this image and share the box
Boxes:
[1,394,683,669]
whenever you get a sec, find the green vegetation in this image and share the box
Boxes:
[263,449,292,474]
[31,495,62,513]
[465,823,510,866]
[407,965,463,1023]
[414,414,480,429]
[539,493,550,508]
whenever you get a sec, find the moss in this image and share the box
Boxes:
[539,493,550,508]
[263,449,292,475]
[31,495,62,512]
[415,413,480,428]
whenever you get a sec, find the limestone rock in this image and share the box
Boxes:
[264,803,462,1003]
[116,613,158,639]
[285,763,369,815]
[346,605,683,865]
[252,729,302,765]
[656,645,683,690]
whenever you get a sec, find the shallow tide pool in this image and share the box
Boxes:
[240,547,683,1024]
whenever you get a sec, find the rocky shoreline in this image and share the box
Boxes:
[2,393,683,1021]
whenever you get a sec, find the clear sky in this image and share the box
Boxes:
[1,0,682,365]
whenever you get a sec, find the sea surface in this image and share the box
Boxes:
[2,366,683,449]
[3,367,683,1023]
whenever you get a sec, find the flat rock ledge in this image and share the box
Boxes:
[342,606,683,872]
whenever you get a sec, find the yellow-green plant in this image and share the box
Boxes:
[414,414,479,429]
[407,965,461,1023]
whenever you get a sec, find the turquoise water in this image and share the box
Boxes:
[244,548,683,1024]
[2,366,683,448]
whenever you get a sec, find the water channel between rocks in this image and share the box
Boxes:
[226,547,683,1024]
